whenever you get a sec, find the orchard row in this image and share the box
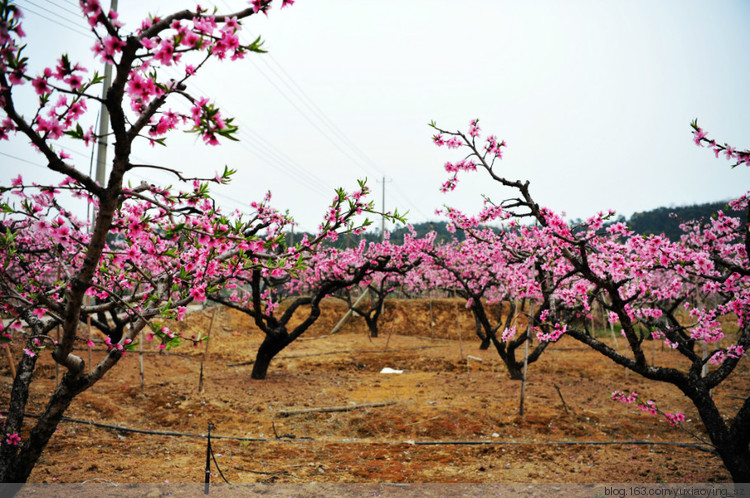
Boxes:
[0,0,747,483]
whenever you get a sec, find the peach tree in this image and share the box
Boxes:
[0,0,309,483]
[430,118,749,482]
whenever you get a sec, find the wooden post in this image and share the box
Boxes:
[429,299,434,339]
[455,296,464,360]
[199,307,218,393]
[55,267,60,387]
[519,302,534,416]
[609,319,619,351]
[87,314,93,374]
[138,322,144,389]
[4,345,16,378]
[330,291,368,335]
[204,422,212,494]
[384,326,393,350]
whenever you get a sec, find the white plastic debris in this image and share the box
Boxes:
[380,367,403,374]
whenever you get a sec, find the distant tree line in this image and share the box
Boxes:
[628,200,738,241]
[287,200,738,248]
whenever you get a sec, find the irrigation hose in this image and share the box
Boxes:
[5,411,717,454]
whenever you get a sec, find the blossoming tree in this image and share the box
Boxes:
[208,215,420,380]
[430,118,750,482]
[0,0,304,483]
[414,220,562,379]
[328,231,429,338]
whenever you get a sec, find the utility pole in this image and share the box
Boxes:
[88,0,118,373]
[377,176,391,242]
[94,0,118,188]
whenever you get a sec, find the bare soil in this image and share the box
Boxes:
[3,298,747,484]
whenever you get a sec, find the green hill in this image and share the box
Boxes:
[285,200,741,248]
[628,200,739,241]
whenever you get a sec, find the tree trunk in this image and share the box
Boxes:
[251,334,291,380]
[505,360,524,380]
[365,315,379,338]
[718,445,750,483]
[472,302,526,376]
[487,334,525,380]
[688,387,750,483]
[365,289,385,338]
[0,371,88,483]
[472,311,490,349]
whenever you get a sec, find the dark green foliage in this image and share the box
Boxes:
[629,200,739,241]
[286,200,738,248]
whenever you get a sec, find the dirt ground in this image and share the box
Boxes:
[3,298,748,484]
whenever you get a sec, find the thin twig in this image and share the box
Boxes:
[278,401,397,417]
[232,466,289,476]
[553,382,572,414]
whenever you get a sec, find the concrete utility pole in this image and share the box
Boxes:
[94,0,119,188]
[378,176,391,242]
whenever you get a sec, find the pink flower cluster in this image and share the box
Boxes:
[612,391,685,427]
[536,322,567,343]
[692,120,750,168]
[709,344,746,366]
[5,432,21,446]
[2,1,296,154]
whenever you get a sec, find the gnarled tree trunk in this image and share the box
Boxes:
[251,333,292,380]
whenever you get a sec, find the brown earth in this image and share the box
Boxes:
[3,298,747,484]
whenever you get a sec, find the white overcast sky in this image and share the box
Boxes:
[3,0,750,232]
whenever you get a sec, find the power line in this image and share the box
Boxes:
[175,77,335,199]
[150,64,333,197]
[265,53,382,178]
[378,176,392,241]
[18,1,93,40]
[231,21,432,221]
[235,129,336,197]
[256,55,433,220]
[263,54,435,221]
[11,2,427,226]
[216,0,382,179]
[391,182,430,219]
[27,0,85,27]
[48,0,84,19]
[0,151,49,170]
[245,57,376,180]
